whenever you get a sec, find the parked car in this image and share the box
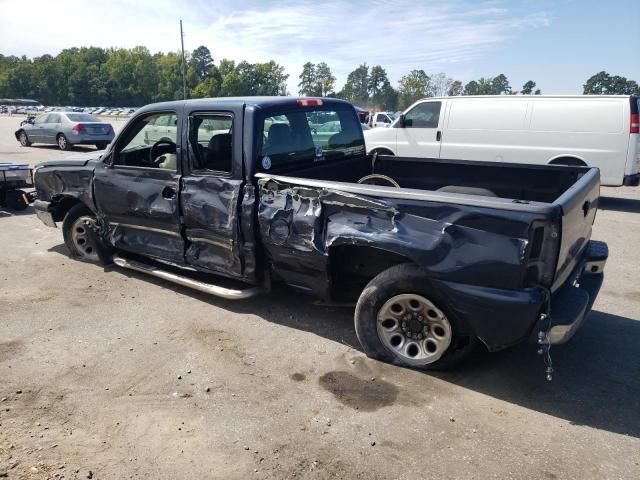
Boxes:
[32,97,607,371]
[15,112,115,150]
[364,95,640,186]
[369,111,396,128]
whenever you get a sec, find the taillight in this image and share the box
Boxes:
[297,98,323,107]
[631,113,639,134]
[72,123,86,133]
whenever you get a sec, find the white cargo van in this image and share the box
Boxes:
[364,95,640,186]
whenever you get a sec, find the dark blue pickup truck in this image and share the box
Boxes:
[32,97,607,371]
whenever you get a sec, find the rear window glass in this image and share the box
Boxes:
[259,108,364,171]
[66,113,100,122]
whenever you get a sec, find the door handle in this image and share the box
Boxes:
[436,131,442,141]
[162,186,177,199]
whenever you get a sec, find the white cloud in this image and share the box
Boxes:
[0,0,552,92]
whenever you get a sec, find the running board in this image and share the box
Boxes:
[112,256,265,300]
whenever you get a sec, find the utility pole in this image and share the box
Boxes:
[180,20,187,100]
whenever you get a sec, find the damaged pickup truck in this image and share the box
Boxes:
[33,97,608,371]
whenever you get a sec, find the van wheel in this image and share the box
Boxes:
[354,263,479,370]
[62,204,104,262]
[371,148,394,156]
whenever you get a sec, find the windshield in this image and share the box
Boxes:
[66,113,100,122]
[259,107,364,171]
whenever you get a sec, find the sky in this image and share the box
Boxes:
[0,0,638,95]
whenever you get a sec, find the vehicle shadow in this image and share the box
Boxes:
[41,247,640,439]
[599,196,640,213]
[0,205,34,217]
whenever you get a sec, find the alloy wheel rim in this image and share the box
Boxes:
[70,216,99,261]
[377,293,452,366]
[58,136,66,148]
[20,133,27,145]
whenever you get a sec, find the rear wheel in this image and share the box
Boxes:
[4,189,29,211]
[354,263,479,370]
[57,133,71,151]
[18,131,31,147]
[62,204,101,262]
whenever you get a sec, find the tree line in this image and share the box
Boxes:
[0,46,638,109]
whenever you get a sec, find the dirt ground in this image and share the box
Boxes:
[1,115,639,479]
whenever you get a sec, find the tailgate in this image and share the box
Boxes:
[552,168,600,290]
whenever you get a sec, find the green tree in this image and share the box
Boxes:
[298,62,318,96]
[521,80,536,94]
[491,74,511,95]
[315,62,335,96]
[190,46,213,81]
[341,63,369,105]
[463,80,479,95]
[447,80,463,96]
[397,69,431,108]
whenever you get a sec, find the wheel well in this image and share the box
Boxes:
[371,147,394,156]
[329,245,413,302]
[51,196,83,222]
[15,129,24,140]
[549,157,587,167]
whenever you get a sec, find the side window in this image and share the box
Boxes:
[114,112,177,170]
[404,102,441,128]
[34,115,47,125]
[48,114,61,124]
[189,113,233,173]
[380,115,391,123]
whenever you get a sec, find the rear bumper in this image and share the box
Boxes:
[68,133,114,145]
[623,173,640,186]
[433,240,608,351]
[531,240,608,345]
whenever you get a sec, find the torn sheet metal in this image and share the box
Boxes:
[257,177,545,350]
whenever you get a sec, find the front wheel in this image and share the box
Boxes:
[62,204,102,262]
[57,134,71,151]
[354,263,479,370]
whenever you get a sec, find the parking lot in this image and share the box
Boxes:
[1,114,639,479]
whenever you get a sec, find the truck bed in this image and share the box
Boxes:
[256,154,600,296]
[270,154,589,204]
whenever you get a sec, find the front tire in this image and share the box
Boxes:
[354,263,479,370]
[62,204,101,262]
[18,130,31,147]
[57,133,71,150]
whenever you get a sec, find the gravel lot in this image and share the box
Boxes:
[1,115,639,479]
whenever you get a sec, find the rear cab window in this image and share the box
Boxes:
[258,105,365,172]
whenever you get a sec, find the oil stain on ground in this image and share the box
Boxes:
[0,340,23,362]
[319,371,398,411]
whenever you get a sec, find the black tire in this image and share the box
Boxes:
[62,204,106,262]
[354,263,479,371]
[57,133,71,151]
[5,189,29,211]
[95,142,109,150]
[18,130,31,147]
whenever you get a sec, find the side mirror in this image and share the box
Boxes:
[397,114,406,128]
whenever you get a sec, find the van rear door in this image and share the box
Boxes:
[551,168,600,290]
